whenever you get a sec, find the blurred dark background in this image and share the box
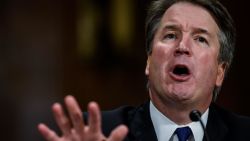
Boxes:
[0,0,249,140]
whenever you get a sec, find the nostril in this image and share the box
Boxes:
[174,48,190,56]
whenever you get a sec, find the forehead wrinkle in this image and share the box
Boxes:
[159,14,219,39]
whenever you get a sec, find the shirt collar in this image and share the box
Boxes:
[149,101,209,141]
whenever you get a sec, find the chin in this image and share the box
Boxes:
[171,91,194,101]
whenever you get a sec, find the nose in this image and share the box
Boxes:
[174,35,192,56]
[174,46,191,56]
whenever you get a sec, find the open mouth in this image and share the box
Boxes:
[169,64,191,81]
[173,65,190,76]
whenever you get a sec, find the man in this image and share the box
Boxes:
[38,0,250,141]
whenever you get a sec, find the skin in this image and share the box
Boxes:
[38,95,128,141]
[145,2,226,125]
[38,2,227,141]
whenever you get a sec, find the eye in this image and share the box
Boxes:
[164,33,177,40]
[195,36,208,45]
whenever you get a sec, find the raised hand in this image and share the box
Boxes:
[38,95,128,141]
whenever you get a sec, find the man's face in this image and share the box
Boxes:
[145,2,226,107]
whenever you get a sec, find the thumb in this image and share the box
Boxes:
[107,125,128,141]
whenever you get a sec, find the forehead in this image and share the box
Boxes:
[160,2,219,34]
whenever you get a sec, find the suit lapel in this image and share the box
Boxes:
[127,101,158,141]
[204,103,228,141]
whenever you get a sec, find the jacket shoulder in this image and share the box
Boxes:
[101,105,137,136]
[212,104,250,129]
[209,104,250,140]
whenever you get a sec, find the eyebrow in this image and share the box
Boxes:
[162,24,181,31]
[192,28,212,38]
[161,24,213,37]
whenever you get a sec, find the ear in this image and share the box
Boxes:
[145,56,151,76]
[215,62,227,87]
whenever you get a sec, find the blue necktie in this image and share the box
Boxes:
[175,126,192,141]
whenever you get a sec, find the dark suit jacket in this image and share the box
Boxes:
[86,101,250,141]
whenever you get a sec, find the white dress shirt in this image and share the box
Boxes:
[150,101,209,141]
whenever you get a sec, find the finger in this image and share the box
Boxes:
[108,125,128,141]
[65,95,84,134]
[88,101,102,133]
[52,103,71,135]
[38,123,60,141]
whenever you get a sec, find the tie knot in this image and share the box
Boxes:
[175,126,192,141]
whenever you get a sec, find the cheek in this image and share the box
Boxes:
[149,46,172,79]
[196,53,219,81]
[196,47,219,67]
[151,44,173,64]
